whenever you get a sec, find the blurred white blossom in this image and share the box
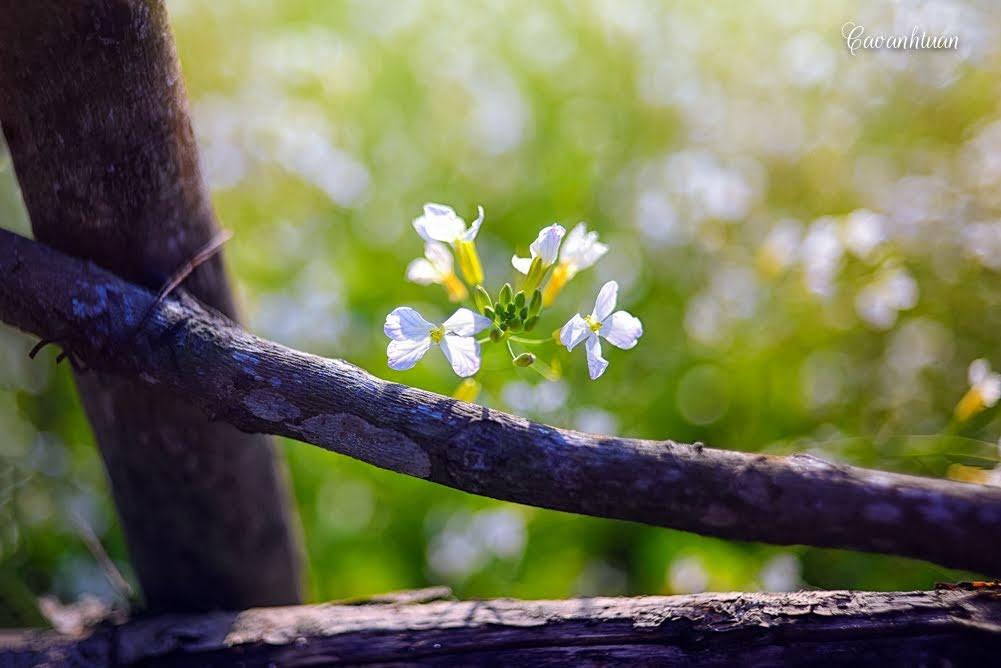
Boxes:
[842,209,886,260]
[854,268,918,330]
[760,554,802,592]
[668,556,709,594]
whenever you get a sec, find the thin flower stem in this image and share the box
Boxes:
[476,335,491,344]
[508,336,549,345]
[530,361,560,381]
[505,339,518,360]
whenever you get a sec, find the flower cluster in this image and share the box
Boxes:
[385,203,642,385]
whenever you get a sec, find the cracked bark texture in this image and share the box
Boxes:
[2,228,1000,576]
[4,589,1001,666]
[0,0,301,611]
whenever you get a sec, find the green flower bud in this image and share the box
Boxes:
[519,307,528,320]
[483,306,495,320]
[489,327,503,342]
[498,283,513,306]
[473,285,493,314]
[528,289,542,317]
[513,352,536,367]
[514,291,526,309]
[524,315,539,331]
[509,318,523,332]
[523,256,545,293]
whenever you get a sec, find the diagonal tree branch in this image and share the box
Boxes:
[4,589,1001,665]
[2,226,1000,575]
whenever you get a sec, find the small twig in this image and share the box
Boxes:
[70,509,134,602]
[28,337,89,372]
[130,229,233,345]
[28,338,56,359]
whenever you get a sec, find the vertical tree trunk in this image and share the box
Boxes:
[0,0,302,611]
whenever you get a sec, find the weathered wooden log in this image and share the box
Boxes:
[0,0,302,611]
[2,227,1000,575]
[4,589,1000,666]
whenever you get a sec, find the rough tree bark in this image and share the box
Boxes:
[4,589,1001,666]
[0,0,301,611]
[3,228,1000,576]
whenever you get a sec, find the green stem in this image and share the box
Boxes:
[505,339,517,360]
[509,336,549,345]
[530,361,560,381]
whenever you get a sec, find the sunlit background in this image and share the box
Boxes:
[3,0,1001,624]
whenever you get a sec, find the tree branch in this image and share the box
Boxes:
[2,227,1000,575]
[4,589,1001,665]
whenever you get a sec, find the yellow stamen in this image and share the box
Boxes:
[454,239,484,286]
[542,262,572,306]
[442,272,468,302]
[584,315,602,333]
[452,378,481,403]
[954,387,986,422]
[429,326,444,344]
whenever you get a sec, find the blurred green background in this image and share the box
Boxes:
[3,0,1001,625]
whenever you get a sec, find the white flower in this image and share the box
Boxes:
[559,222,608,274]
[512,223,566,274]
[542,222,607,305]
[842,209,885,260]
[406,242,452,284]
[854,268,918,330]
[413,203,483,244]
[560,281,643,380]
[406,242,467,302]
[969,359,1001,408]
[412,203,485,285]
[385,307,492,377]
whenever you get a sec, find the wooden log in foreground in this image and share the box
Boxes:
[3,589,1000,666]
[2,227,1001,576]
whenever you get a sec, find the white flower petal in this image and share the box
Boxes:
[511,254,534,275]
[969,358,991,386]
[561,222,607,271]
[563,223,588,255]
[592,280,619,322]
[580,239,608,269]
[440,334,481,377]
[601,310,643,350]
[585,335,609,380]
[424,242,453,273]
[461,205,484,241]
[982,375,1001,407]
[384,307,435,341]
[413,203,466,243]
[529,224,566,267]
[406,258,441,285]
[560,314,591,351]
[442,307,492,336]
[424,203,456,217]
[387,337,432,371]
[983,375,1001,407]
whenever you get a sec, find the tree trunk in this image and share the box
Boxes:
[0,0,301,611]
[3,589,1000,666]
